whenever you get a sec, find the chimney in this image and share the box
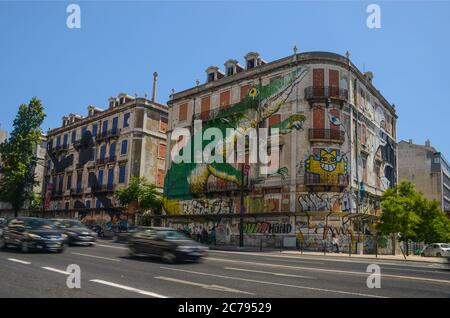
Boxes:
[425,139,431,148]
[152,71,158,102]
[364,71,374,82]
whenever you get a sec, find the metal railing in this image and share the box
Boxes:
[304,173,349,187]
[304,86,348,101]
[308,128,345,143]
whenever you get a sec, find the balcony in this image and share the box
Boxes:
[304,173,349,188]
[70,188,83,196]
[92,184,116,194]
[95,129,121,143]
[51,190,64,198]
[96,156,116,165]
[308,129,345,144]
[51,144,69,155]
[304,86,348,105]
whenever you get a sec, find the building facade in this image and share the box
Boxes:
[45,93,168,212]
[163,51,397,247]
[398,139,450,215]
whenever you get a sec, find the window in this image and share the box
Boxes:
[71,131,77,144]
[240,84,250,101]
[109,143,116,159]
[157,169,165,187]
[63,134,68,148]
[67,175,72,190]
[107,167,114,188]
[179,103,188,122]
[220,90,230,110]
[102,121,108,136]
[433,157,441,164]
[98,170,104,187]
[56,136,61,147]
[123,113,130,128]
[81,126,87,138]
[100,145,106,160]
[58,175,63,192]
[112,117,119,133]
[92,124,98,137]
[76,173,82,191]
[160,116,168,133]
[85,200,91,209]
[121,140,128,155]
[226,67,234,76]
[158,143,166,159]
[200,96,211,120]
[208,72,215,82]
[96,200,102,208]
[247,59,255,69]
[119,165,126,184]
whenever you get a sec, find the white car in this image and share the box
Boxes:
[420,243,450,257]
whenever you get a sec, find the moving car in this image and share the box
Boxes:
[50,218,97,246]
[0,217,66,253]
[128,227,209,263]
[420,243,450,257]
[113,226,151,243]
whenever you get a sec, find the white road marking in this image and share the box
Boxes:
[160,267,387,298]
[224,267,314,279]
[7,258,31,265]
[205,257,450,284]
[96,243,128,250]
[155,276,254,295]
[90,279,168,298]
[42,267,70,275]
[71,252,120,262]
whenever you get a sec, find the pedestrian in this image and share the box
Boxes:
[211,226,216,246]
[196,226,202,242]
[332,234,340,253]
[202,227,208,243]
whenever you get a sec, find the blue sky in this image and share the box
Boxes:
[0,0,449,156]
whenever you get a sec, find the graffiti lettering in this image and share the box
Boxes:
[243,222,292,234]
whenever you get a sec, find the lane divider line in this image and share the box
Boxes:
[155,276,255,295]
[42,267,70,275]
[71,252,120,262]
[96,244,128,250]
[90,279,168,298]
[7,258,31,265]
[159,266,387,298]
[224,267,314,279]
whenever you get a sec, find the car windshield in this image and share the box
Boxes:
[52,220,84,228]
[22,219,57,230]
[158,230,190,240]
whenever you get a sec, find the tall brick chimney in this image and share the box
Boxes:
[152,71,158,102]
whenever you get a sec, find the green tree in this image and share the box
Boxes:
[115,176,162,215]
[377,181,450,243]
[0,97,46,217]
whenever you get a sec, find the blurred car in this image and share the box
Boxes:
[0,217,66,253]
[87,224,105,238]
[113,226,151,243]
[50,218,97,246]
[420,243,450,257]
[128,227,209,263]
[0,218,7,236]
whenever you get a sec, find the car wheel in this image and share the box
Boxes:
[21,242,30,253]
[161,251,176,264]
[436,252,442,258]
[57,248,64,254]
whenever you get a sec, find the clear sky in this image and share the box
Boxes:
[0,0,449,156]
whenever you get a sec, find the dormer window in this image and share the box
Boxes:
[244,52,265,70]
[208,72,216,82]
[247,59,256,69]
[226,66,234,76]
[205,66,224,83]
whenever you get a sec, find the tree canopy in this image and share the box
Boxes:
[377,181,450,243]
[115,176,162,214]
[0,97,46,215]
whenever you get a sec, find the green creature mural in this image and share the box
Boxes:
[163,67,309,215]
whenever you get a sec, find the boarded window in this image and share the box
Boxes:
[220,90,230,110]
[313,107,325,129]
[268,114,281,127]
[158,143,166,159]
[240,84,250,100]
[313,69,324,96]
[160,116,168,132]
[201,96,211,120]
[157,169,165,187]
[179,103,188,122]
[329,70,339,97]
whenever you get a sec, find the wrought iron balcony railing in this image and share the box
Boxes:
[95,129,121,142]
[91,184,116,193]
[304,86,348,102]
[304,173,349,187]
[308,128,345,143]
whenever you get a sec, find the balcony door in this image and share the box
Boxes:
[313,68,324,96]
[112,117,118,134]
[329,70,339,98]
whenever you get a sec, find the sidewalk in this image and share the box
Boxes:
[208,245,449,264]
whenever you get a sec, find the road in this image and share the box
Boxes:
[0,240,449,298]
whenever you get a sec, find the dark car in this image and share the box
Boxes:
[0,217,66,253]
[114,226,151,243]
[128,227,209,263]
[50,219,97,246]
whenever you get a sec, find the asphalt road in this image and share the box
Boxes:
[0,240,449,298]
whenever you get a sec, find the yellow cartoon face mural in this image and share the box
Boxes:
[306,149,347,175]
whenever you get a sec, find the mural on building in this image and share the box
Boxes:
[306,149,347,176]
[163,67,310,215]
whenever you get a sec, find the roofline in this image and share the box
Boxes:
[167,51,396,117]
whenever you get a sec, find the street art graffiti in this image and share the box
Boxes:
[305,149,347,175]
[182,198,234,215]
[163,67,310,215]
[243,222,292,234]
[297,191,353,213]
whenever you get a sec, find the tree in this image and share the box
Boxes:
[115,176,162,216]
[0,97,46,217]
[377,181,450,243]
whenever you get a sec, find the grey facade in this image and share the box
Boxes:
[398,139,450,214]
